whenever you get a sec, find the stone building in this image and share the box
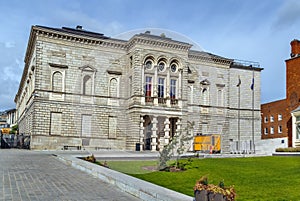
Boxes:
[261,39,300,148]
[15,25,263,152]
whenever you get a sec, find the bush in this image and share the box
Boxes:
[275,147,300,152]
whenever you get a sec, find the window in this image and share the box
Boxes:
[202,88,209,105]
[264,116,268,123]
[170,63,177,73]
[83,75,92,95]
[158,78,165,98]
[52,71,63,92]
[81,115,92,137]
[278,125,282,134]
[170,79,176,99]
[217,88,223,106]
[109,78,118,97]
[278,114,282,121]
[296,116,300,122]
[270,115,274,122]
[158,62,165,72]
[145,60,153,69]
[145,76,152,101]
[270,126,274,134]
[158,78,165,104]
[264,127,268,135]
[108,116,117,139]
[50,112,62,135]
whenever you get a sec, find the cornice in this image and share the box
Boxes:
[33,26,127,51]
[127,34,192,52]
[188,50,233,66]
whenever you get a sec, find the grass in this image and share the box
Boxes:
[104,157,300,201]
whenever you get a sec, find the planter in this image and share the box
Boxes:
[194,190,208,201]
[195,190,226,201]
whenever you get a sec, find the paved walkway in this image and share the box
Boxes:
[0,149,141,201]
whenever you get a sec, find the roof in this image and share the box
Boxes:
[36,25,111,40]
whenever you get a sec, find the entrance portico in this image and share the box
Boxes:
[140,114,181,151]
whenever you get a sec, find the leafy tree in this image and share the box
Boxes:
[158,121,194,170]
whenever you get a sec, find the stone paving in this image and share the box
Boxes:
[0,149,141,201]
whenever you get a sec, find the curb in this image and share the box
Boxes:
[55,154,193,201]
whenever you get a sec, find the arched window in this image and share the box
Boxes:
[109,78,118,97]
[202,88,209,105]
[83,75,92,95]
[52,71,63,92]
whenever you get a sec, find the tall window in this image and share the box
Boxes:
[52,71,63,92]
[109,78,118,97]
[217,88,223,106]
[158,78,165,98]
[170,79,176,99]
[264,127,268,135]
[278,125,282,133]
[50,112,62,135]
[264,116,268,123]
[270,126,274,134]
[83,75,92,95]
[278,114,282,121]
[202,88,209,105]
[270,115,274,122]
[145,76,152,98]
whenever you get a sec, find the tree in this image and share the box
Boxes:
[158,121,194,170]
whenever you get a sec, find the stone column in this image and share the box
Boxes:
[164,117,170,145]
[151,116,158,151]
[139,116,145,151]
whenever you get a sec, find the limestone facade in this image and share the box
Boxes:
[15,26,263,152]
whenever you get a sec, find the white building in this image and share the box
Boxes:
[15,25,263,152]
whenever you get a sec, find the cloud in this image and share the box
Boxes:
[272,0,300,29]
[48,8,124,36]
[0,42,23,111]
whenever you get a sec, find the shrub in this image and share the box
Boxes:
[275,147,300,152]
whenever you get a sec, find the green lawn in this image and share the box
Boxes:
[105,156,300,201]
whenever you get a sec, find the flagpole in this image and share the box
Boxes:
[237,76,241,153]
[252,68,255,153]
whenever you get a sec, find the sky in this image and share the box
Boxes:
[1,0,300,111]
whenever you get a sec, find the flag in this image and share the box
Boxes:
[250,78,254,90]
[236,77,241,87]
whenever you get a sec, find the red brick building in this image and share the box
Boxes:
[261,39,300,147]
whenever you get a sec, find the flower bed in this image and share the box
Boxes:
[194,177,235,201]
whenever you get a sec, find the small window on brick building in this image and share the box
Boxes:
[264,116,268,123]
[270,115,274,122]
[278,114,282,121]
[270,126,274,134]
[264,127,268,135]
[278,125,282,134]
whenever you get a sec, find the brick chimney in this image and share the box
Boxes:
[290,39,300,58]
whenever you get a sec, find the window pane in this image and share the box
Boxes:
[158,78,164,98]
[170,79,176,99]
[145,76,152,97]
